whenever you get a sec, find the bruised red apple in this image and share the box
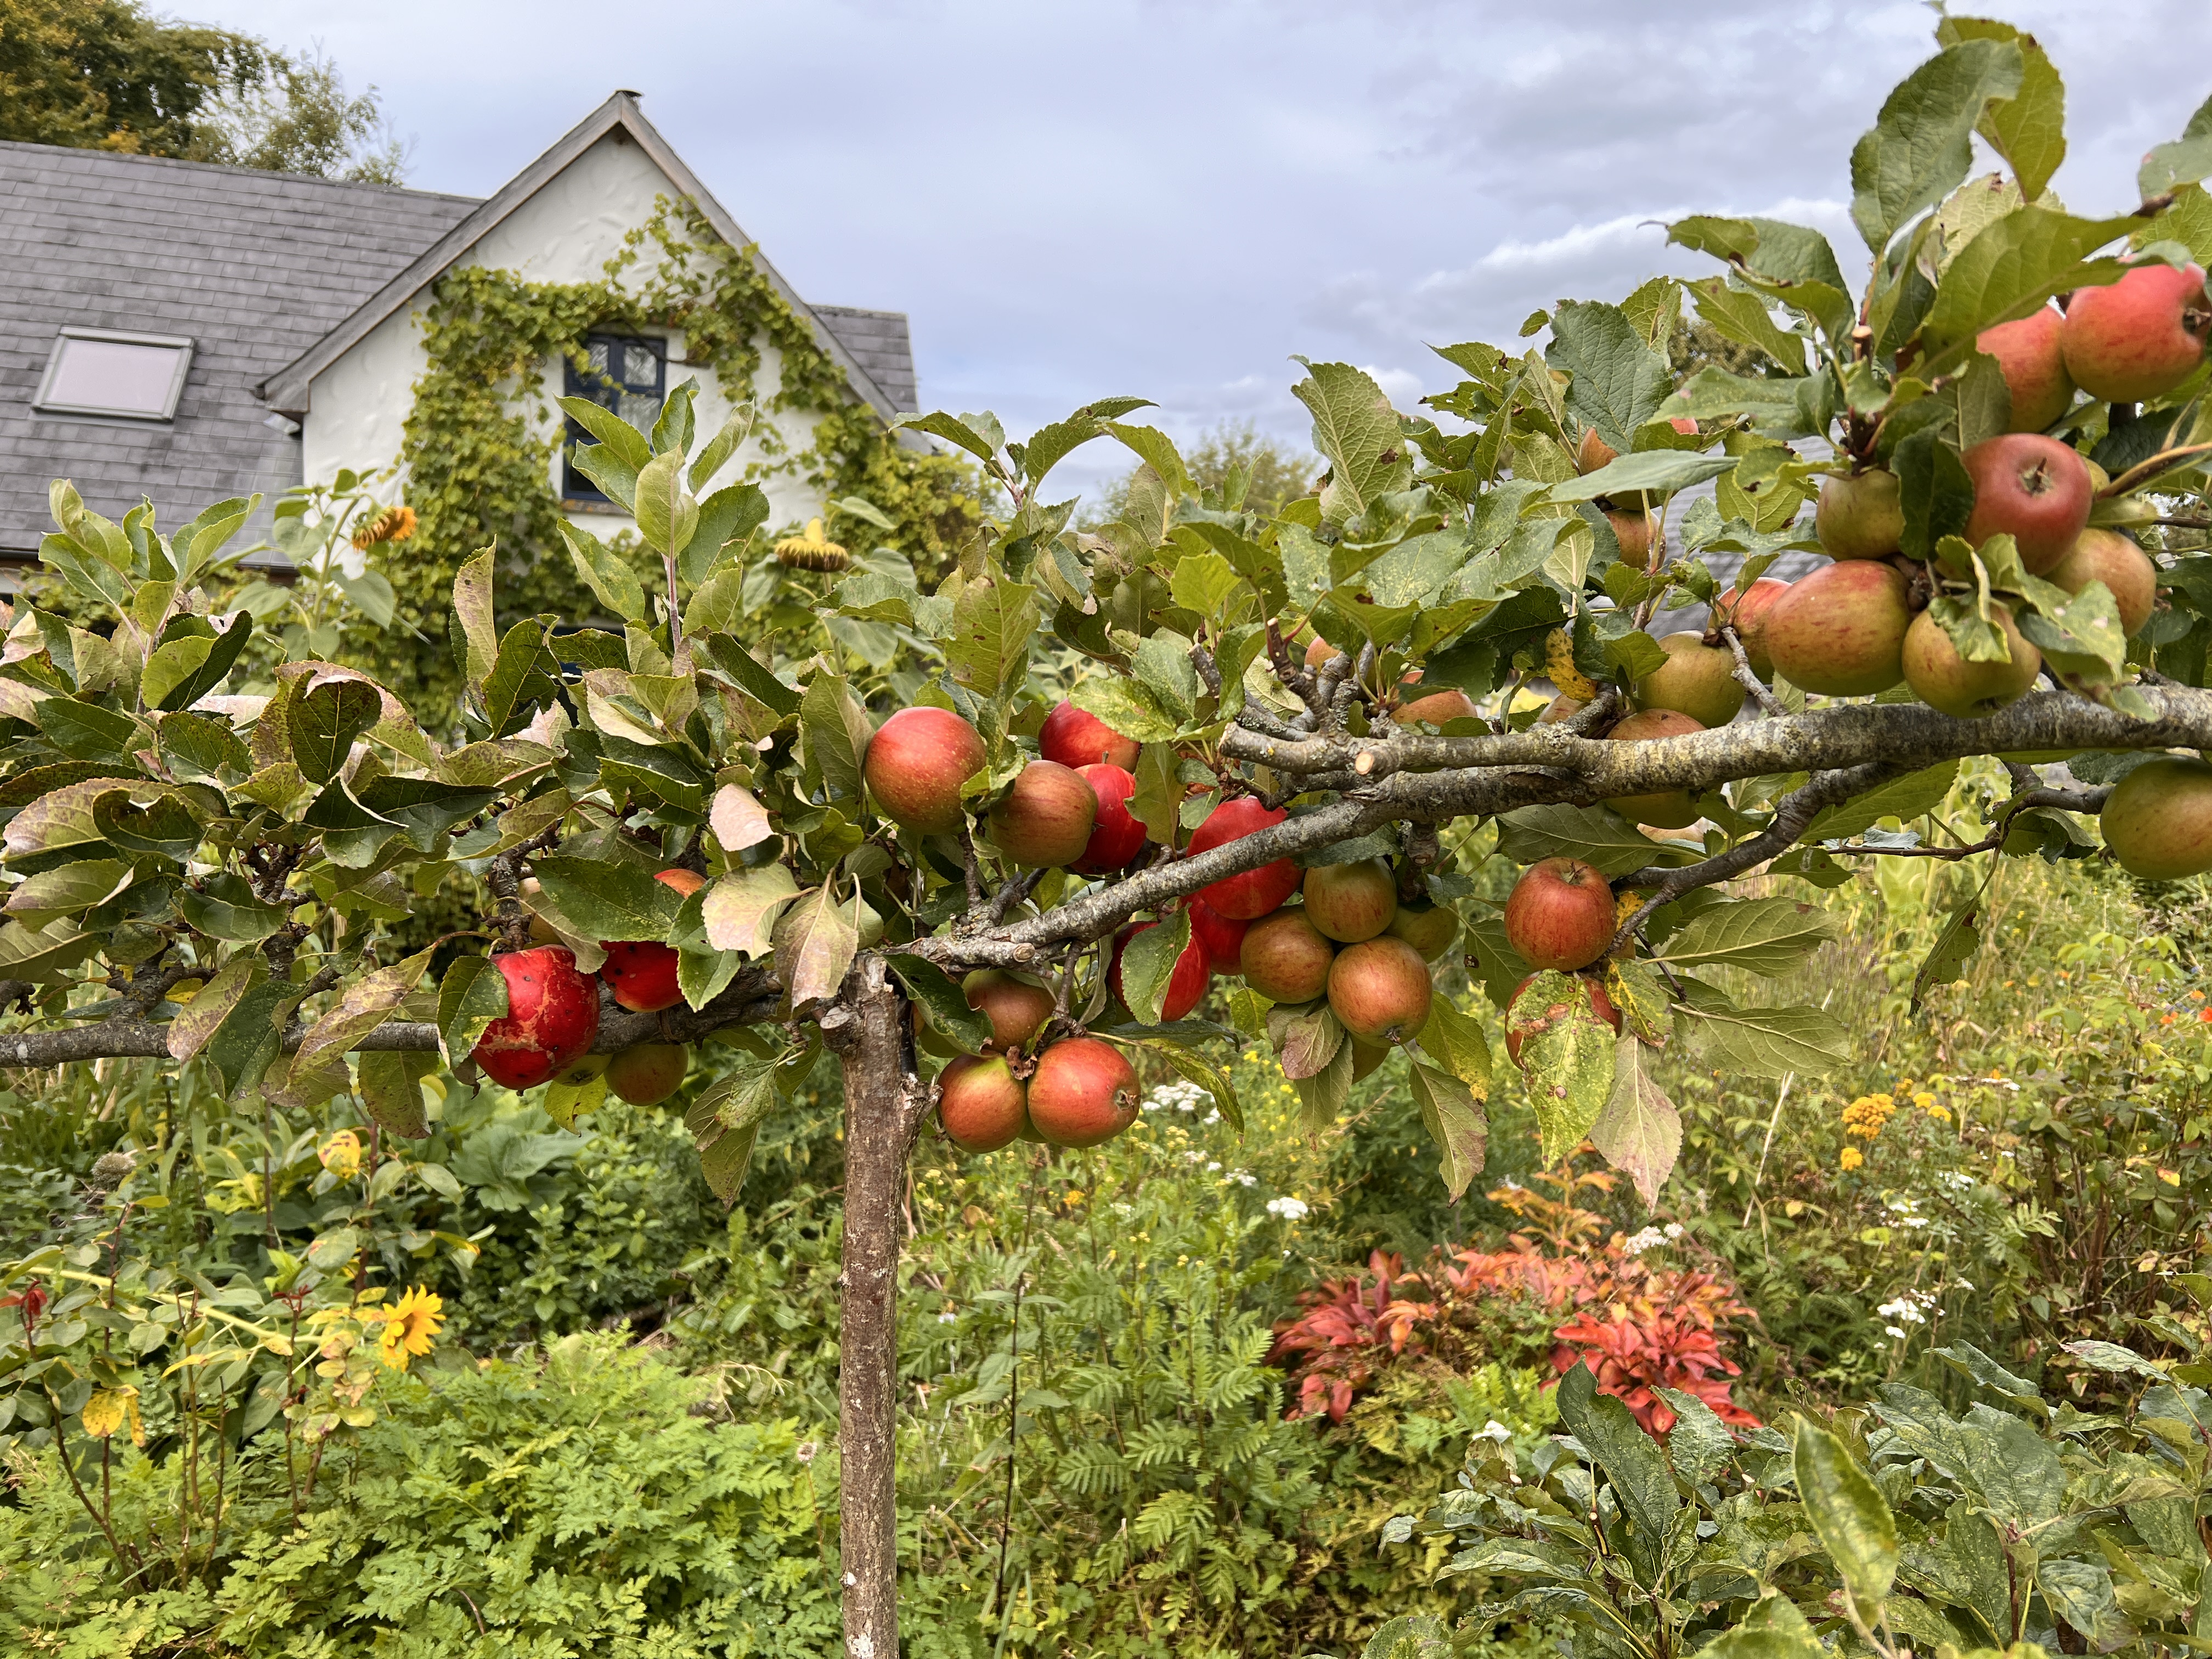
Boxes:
[1602,708,1706,829]
[2061,262,2212,403]
[1504,973,1622,1068]
[599,868,707,1014]
[1816,469,1904,561]
[1503,857,1617,972]
[1386,902,1459,961]
[1302,858,1398,943]
[1763,561,1911,697]
[1188,798,1300,919]
[2102,757,2212,879]
[1326,936,1433,1042]
[1073,762,1147,873]
[1394,688,1481,726]
[1040,699,1139,771]
[2049,528,2158,637]
[864,706,985,834]
[939,1052,1030,1153]
[1901,605,2041,719]
[963,968,1056,1052]
[1634,632,1744,729]
[988,760,1097,868]
[1187,899,1249,975]
[1238,906,1336,1003]
[471,946,601,1090]
[1027,1037,1141,1148]
[1978,307,2074,432]
[1111,922,1209,1022]
[1706,578,1788,679]
[1962,433,2092,575]
[605,1043,687,1106]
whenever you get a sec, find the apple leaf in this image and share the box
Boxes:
[1119,910,1192,1028]
[533,856,685,946]
[774,882,859,1011]
[437,955,509,1069]
[1590,1035,1682,1207]
[1510,970,1618,1164]
[1669,977,1852,1078]
[291,946,433,1074]
[702,864,800,958]
[1268,997,1345,1081]
[1849,38,2026,254]
[1409,1062,1487,1201]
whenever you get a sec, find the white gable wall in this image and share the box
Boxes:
[301,131,837,543]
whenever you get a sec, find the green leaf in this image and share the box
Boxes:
[2141,93,2212,199]
[1101,422,1193,500]
[632,450,699,559]
[556,394,653,471]
[533,855,682,945]
[1793,1420,1897,1623]
[2017,580,2129,686]
[701,635,801,719]
[1120,910,1192,1027]
[166,955,264,1063]
[1849,39,2027,253]
[1152,1041,1243,1134]
[1415,994,1491,1092]
[558,520,647,624]
[1694,1595,1825,1659]
[1409,1062,1487,1200]
[1590,1036,1681,1206]
[171,494,256,578]
[1290,1034,1353,1132]
[686,1049,784,1205]
[1805,761,1961,841]
[774,882,859,1011]
[800,670,868,806]
[567,442,637,511]
[1686,276,1808,374]
[1916,206,2131,373]
[177,872,291,942]
[3,859,128,921]
[650,377,696,457]
[1069,676,1180,746]
[1652,1386,1735,1485]
[1553,1361,1677,1582]
[1547,300,1673,453]
[203,975,294,1096]
[1269,1000,1345,1082]
[887,954,991,1054]
[946,578,1037,698]
[893,410,1001,465]
[356,1049,434,1140]
[1671,978,1852,1078]
[437,954,509,1069]
[1169,549,1243,619]
[702,864,800,958]
[452,546,499,688]
[292,946,433,1073]
[36,698,144,766]
[1657,896,1841,977]
[1291,362,1412,522]
[1512,971,1618,1163]
[679,483,769,585]
[285,677,381,787]
[481,619,562,740]
[1912,890,1987,1011]
[1545,451,1735,504]
[1497,803,1695,877]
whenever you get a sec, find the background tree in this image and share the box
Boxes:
[0,0,404,180]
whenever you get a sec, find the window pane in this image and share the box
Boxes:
[43,337,187,416]
[623,344,658,386]
[588,342,610,376]
[617,391,660,430]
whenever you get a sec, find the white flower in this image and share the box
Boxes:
[1622,1226,1668,1257]
[1205,1161,1221,1172]
[1110,1201,1135,1220]
[1266,1195,1311,1221]
[1475,1419,1514,1443]
[1147,1080,1207,1113]
[1885,1325,1910,1340]
[1227,1171,1256,1187]
[937,1311,956,1324]
[1663,1223,1684,1239]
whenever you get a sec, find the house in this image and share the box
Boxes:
[0,92,918,571]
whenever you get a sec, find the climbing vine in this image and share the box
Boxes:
[381,196,981,726]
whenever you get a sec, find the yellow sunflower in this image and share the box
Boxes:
[376,1286,444,1370]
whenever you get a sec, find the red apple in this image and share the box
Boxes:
[864,706,986,834]
[597,868,706,1014]
[1504,973,1622,1068]
[1706,578,1788,679]
[1978,307,2074,432]
[1325,936,1433,1042]
[1386,902,1459,961]
[988,760,1097,868]
[605,1043,687,1105]
[1302,858,1398,943]
[1503,857,1617,972]
[939,1053,1030,1153]
[1238,906,1337,1003]
[1187,798,1300,920]
[1040,699,1139,771]
[962,969,1056,1052]
[1763,561,1912,697]
[1187,899,1249,975]
[2049,528,2158,637]
[1027,1037,1141,1148]
[1962,433,2092,575]
[2061,262,2212,403]
[1110,922,1209,1022]
[1394,688,1481,726]
[1602,708,1706,829]
[1607,509,1656,570]
[1634,632,1744,729]
[2102,757,2212,879]
[1073,763,1147,873]
[471,946,601,1091]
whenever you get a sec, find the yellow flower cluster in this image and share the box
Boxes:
[1838,1146,1865,1170]
[1841,1093,1897,1139]
[377,1286,444,1372]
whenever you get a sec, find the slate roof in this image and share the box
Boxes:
[0,142,480,558]
[811,307,919,413]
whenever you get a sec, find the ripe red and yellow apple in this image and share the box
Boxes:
[1977,307,2074,432]
[605,1043,687,1106]
[1763,561,1912,697]
[2049,528,2158,637]
[1302,858,1398,943]
[1961,433,2092,574]
[1040,699,1139,771]
[598,868,705,1014]
[1239,906,1336,1003]
[988,760,1097,868]
[1188,798,1300,919]
[1187,899,1249,975]
[1634,633,1745,729]
[2101,757,2212,879]
[1026,1037,1141,1147]
[1706,578,1789,679]
[1394,688,1481,726]
[471,946,601,1090]
[1325,936,1433,1042]
[2061,262,2212,404]
[1503,857,1617,972]
[939,1052,1030,1153]
[962,969,1056,1052]
[864,706,985,834]
[1900,605,2041,719]
[1816,469,1904,561]
[1386,902,1459,961]
[1110,921,1210,1022]
[1072,762,1147,873]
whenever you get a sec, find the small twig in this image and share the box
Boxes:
[988,869,1045,926]
[1719,625,1785,718]
[1190,641,1223,701]
[958,822,986,913]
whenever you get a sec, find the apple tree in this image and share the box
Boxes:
[5,22,2212,1653]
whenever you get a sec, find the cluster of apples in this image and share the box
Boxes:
[467,867,703,1107]
[932,973,1142,1153]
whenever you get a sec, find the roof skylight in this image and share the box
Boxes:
[34,330,194,421]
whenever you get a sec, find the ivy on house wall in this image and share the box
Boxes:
[379,196,982,727]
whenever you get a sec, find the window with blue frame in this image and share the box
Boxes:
[562,334,665,502]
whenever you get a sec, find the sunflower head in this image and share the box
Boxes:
[351,504,417,551]
[376,1285,445,1370]
[775,517,849,573]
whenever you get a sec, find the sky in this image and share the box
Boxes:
[208,0,2210,500]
